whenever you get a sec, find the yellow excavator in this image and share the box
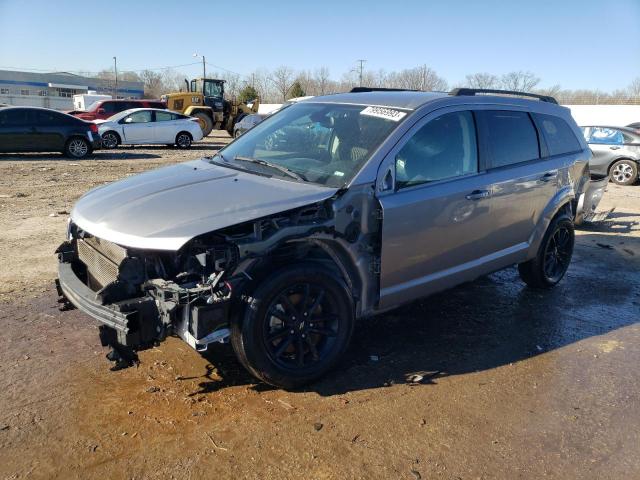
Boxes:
[161,78,259,137]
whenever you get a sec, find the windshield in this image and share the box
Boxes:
[214,103,406,187]
[86,101,100,111]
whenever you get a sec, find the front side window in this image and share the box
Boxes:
[478,110,540,168]
[124,111,153,123]
[534,113,581,156]
[216,103,404,187]
[203,81,223,97]
[1,109,29,126]
[102,102,116,113]
[395,111,478,188]
[587,127,624,145]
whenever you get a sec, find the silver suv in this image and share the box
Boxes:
[56,88,598,388]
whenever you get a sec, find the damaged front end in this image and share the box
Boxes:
[56,222,241,368]
[55,197,356,369]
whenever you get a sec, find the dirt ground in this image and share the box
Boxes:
[1,137,639,479]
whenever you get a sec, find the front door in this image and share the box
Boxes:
[377,108,498,309]
[121,110,154,143]
[0,108,34,151]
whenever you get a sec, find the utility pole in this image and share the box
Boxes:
[193,53,206,78]
[357,59,366,87]
[113,56,118,99]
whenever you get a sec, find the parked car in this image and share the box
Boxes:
[0,106,101,158]
[57,88,601,387]
[233,114,265,137]
[98,108,203,149]
[581,125,640,185]
[71,99,166,122]
[626,122,640,134]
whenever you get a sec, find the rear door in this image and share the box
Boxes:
[377,108,499,309]
[153,110,178,143]
[121,110,154,143]
[474,109,559,253]
[33,110,67,151]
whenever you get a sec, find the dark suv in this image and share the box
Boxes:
[72,99,166,121]
[57,88,602,387]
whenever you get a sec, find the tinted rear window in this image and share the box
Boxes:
[478,110,540,168]
[534,113,581,156]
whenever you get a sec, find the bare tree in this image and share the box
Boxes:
[500,71,540,92]
[161,68,186,93]
[314,67,331,95]
[139,70,164,98]
[628,77,640,97]
[463,72,499,89]
[270,66,296,101]
[387,65,447,91]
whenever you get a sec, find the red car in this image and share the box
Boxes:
[71,99,166,121]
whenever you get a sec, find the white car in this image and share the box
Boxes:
[98,108,203,149]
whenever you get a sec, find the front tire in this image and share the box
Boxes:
[231,264,354,389]
[518,214,575,288]
[610,159,638,186]
[101,131,120,149]
[65,137,90,159]
[192,112,213,137]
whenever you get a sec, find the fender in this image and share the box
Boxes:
[526,185,574,258]
[183,106,213,117]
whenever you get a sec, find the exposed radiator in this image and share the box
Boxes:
[77,236,127,289]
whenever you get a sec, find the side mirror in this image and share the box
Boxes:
[379,165,394,192]
[97,108,106,114]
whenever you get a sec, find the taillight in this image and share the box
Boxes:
[89,123,99,133]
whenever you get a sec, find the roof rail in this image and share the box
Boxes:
[350,87,419,93]
[449,88,558,104]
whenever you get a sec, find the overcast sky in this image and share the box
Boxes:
[0,0,638,91]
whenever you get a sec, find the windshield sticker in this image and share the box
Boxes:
[333,171,345,177]
[360,106,407,122]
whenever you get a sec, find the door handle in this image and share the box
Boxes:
[465,189,490,200]
[539,171,557,182]
[609,146,621,150]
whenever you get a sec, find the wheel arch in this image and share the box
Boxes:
[102,130,121,143]
[526,186,574,259]
[232,238,364,323]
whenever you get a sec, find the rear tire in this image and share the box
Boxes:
[175,132,192,149]
[518,214,574,288]
[610,159,638,186]
[65,137,91,159]
[192,112,213,137]
[231,264,354,389]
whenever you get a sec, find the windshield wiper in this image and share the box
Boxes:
[233,156,307,181]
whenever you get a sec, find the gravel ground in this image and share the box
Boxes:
[0,140,639,479]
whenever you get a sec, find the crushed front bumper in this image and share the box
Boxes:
[56,261,161,348]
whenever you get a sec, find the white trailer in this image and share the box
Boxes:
[72,92,111,111]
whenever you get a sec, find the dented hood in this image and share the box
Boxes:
[71,158,338,251]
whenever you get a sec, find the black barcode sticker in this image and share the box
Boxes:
[360,106,407,122]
